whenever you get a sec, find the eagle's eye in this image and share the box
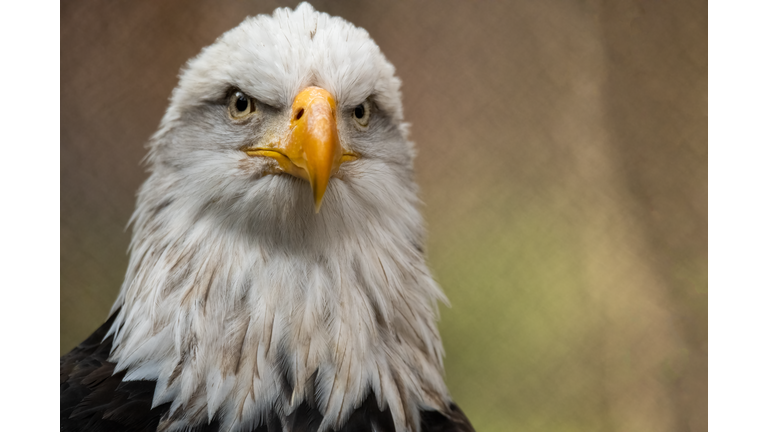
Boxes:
[352,100,371,128]
[228,91,255,119]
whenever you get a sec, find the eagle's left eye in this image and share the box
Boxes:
[352,100,371,128]
[228,91,255,119]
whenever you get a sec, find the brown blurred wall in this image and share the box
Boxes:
[61,1,707,431]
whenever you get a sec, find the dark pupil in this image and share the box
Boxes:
[235,95,249,112]
[354,104,365,119]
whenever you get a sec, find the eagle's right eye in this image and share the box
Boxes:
[228,91,255,120]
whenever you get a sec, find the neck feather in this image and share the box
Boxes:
[106,171,450,432]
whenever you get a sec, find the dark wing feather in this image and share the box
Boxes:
[420,403,476,432]
[60,312,172,432]
[283,394,395,432]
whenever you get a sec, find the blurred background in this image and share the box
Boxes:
[61,1,707,431]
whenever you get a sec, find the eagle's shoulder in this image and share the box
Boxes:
[421,403,475,432]
[60,312,173,432]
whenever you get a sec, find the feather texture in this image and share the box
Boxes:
[62,3,474,432]
[62,312,473,432]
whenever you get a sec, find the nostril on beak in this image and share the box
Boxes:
[295,108,304,121]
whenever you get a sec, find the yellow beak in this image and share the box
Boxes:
[244,87,357,213]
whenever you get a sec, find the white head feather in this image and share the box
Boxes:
[106,4,450,432]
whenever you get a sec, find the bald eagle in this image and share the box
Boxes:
[60,4,475,432]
